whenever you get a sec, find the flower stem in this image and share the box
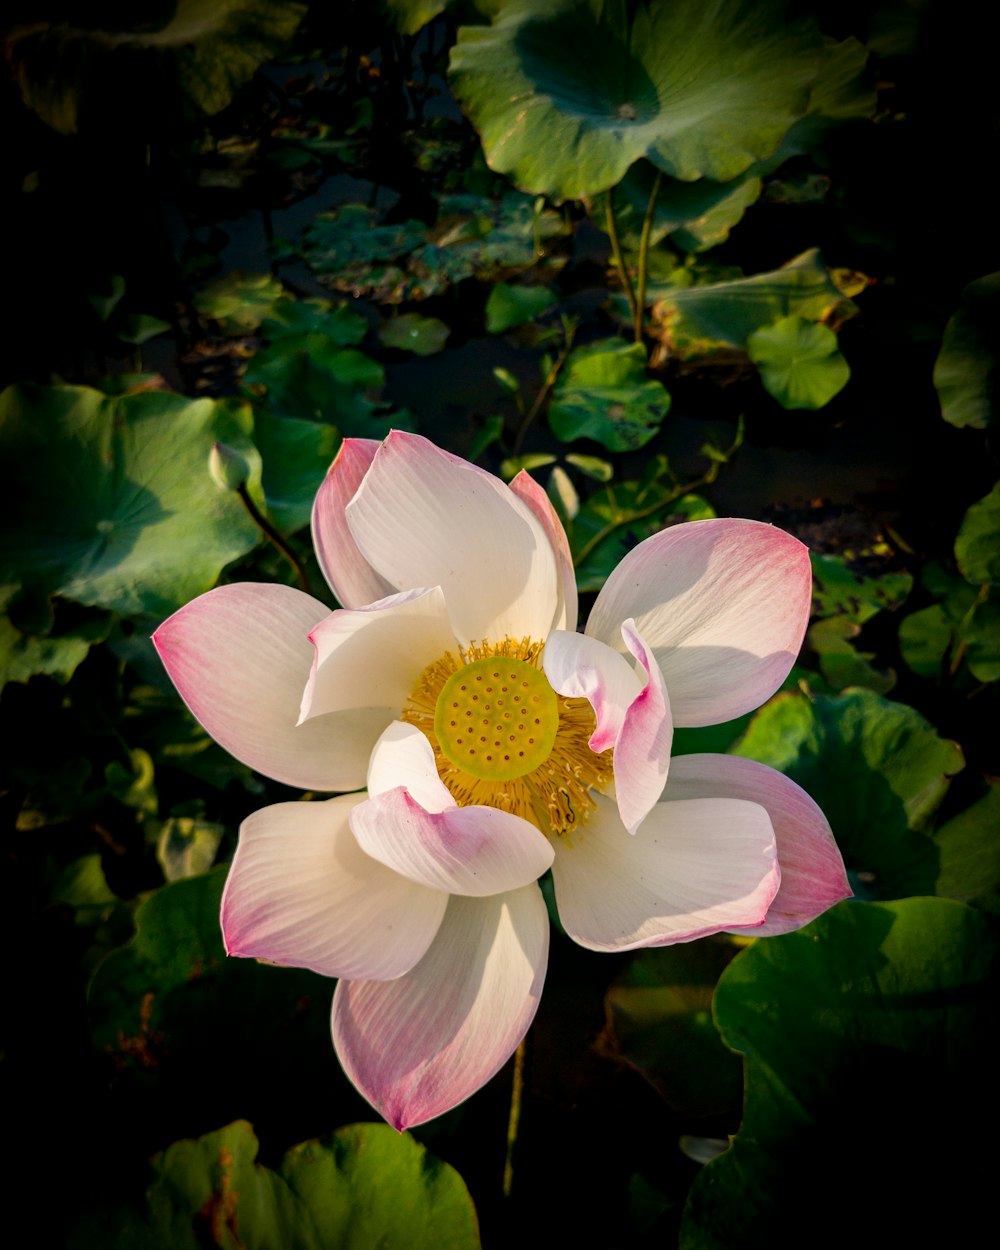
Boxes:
[510,318,577,456]
[605,191,639,332]
[634,171,662,343]
[237,483,311,595]
[503,1038,527,1199]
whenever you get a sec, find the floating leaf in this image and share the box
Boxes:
[652,250,850,356]
[485,282,556,333]
[194,271,285,334]
[0,384,261,618]
[933,273,1000,429]
[681,898,998,1247]
[955,480,1000,586]
[450,0,822,201]
[77,1118,481,1249]
[734,690,964,897]
[746,315,850,410]
[549,338,670,451]
[379,313,450,355]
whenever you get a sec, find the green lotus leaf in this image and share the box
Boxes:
[932,782,1000,903]
[681,898,997,1247]
[0,612,111,689]
[383,0,500,36]
[933,273,1000,429]
[449,0,822,203]
[747,315,850,410]
[486,282,556,332]
[6,0,307,135]
[734,689,964,898]
[899,579,1000,685]
[74,1118,481,1249]
[549,338,671,451]
[955,480,1000,586]
[194,271,286,334]
[254,410,340,533]
[379,313,451,355]
[653,249,850,357]
[0,384,261,618]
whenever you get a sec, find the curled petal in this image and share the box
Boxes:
[332,885,549,1130]
[221,795,447,981]
[299,587,454,725]
[552,792,780,951]
[152,583,383,791]
[509,468,578,632]
[346,430,559,646]
[586,518,812,727]
[664,753,851,934]
[543,623,673,834]
[312,438,395,608]
[366,721,455,812]
[352,725,554,897]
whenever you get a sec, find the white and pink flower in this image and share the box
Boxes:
[153,431,849,1130]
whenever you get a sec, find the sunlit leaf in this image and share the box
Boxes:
[450,0,822,201]
[379,313,451,355]
[746,315,850,410]
[194,271,285,334]
[156,818,224,883]
[932,782,1000,902]
[549,338,670,451]
[681,898,997,1246]
[485,282,556,333]
[955,480,1000,586]
[75,1118,481,1249]
[0,384,261,618]
[254,410,340,533]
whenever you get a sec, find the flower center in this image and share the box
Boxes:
[403,637,613,838]
[433,656,558,781]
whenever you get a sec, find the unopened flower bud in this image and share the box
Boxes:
[209,441,248,492]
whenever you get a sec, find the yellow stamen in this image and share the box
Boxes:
[403,637,613,837]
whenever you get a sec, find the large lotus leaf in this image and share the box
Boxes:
[955,480,1000,586]
[383,0,500,36]
[0,384,261,618]
[680,898,998,1247]
[651,249,850,357]
[933,783,1000,903]
[933,273,1000,429]
[548,338,671,451]
[0,612,111,688]
[734,689,964,898]
[6,0,307,135]
[254,410,340,533]
[75,1119,481,1249]
[449,0,822,202]
[194,271,285,334]
[746,315,850,410]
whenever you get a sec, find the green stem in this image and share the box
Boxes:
[237,483,310,594]
[634,171,662,343]
[503,1039,526,1199]
[510,320,577,456]
[605,191,639,331]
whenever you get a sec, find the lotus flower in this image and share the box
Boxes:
[153,431,849,1129]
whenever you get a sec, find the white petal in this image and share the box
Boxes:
[543,629,642,752]
[153,582,385,791]
[586,518,812,726]
[352,724,554,896]
[311,439,395,607]
[345,431,559,646]
[663,753,851,934]
[332,885,549,1130]
[221,795,447,981]
[552,792,779,951]
[509,468,578,631]
[299,587,455,724]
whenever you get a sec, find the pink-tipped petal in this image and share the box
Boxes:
[542,629,643,753]
[664,753,851,934]
[299,587,454,725]
[613,620,673,833]
[551,792,779,951]
[221,795,447,981]
[510,469,578,632]
[345,431,559,646]
[543,623,673,834]
[351,790,553,897]
[152,583,385,791]
[332,885,548,1130]
[312,439,395,608]
[586,519,812,727]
